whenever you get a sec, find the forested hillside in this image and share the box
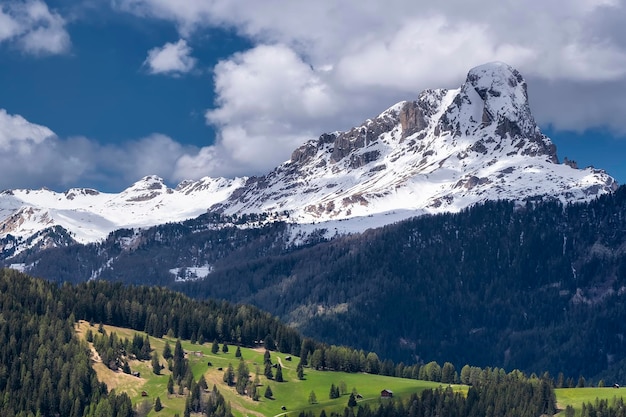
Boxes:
[8,187,626,381]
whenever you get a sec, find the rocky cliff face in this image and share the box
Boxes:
[213,62,616,220]
[0,62,618,254]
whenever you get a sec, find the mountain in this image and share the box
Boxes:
[0,62,617,258]
[0,175,245,244]
[213,62,616,220]
[10,185,626,381]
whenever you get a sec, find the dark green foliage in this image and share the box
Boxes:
[0,269,133,417]
[152,351,161,375]
[297,360,305,380]
[222,342,229,353]
[167,375,174,394]
[212,340,219,354]
[223,363,235,386]
[236,359,250,395]
[172,339,187,380]
[264,385,273,399]
[275,363,284,382]
[154,396,163,412]
[235,345,242,358]
[347,393,357,407]
[329,384,340,399]
[163,340,172,359]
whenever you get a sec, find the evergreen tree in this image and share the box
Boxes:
[329,384,339,399]
[308,391,317,404]
[275,363,284,382]
[264,385,273,399]
[167,375,174,395]
[163,341,172,360]
[223,363,235,386]
[236,359,250,395]
[235,346,242,358]
[222,342,229,353]
[297,361,304,380]
[154,396,163,412]
[265,362,274,379]
[212,339,219,354]
[152,351,161,375]
[198,374,208,390]
[348,393,357,407]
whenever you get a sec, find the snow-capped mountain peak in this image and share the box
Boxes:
[211,62,615,221]
[0,62,618,256]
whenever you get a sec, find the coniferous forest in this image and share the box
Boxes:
[6,187,626,382]
[0,268,567,417]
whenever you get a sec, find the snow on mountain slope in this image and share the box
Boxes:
[0,175,246,243]
[213,62,617,221]
[0,62,618,251]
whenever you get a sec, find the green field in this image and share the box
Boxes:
[556,387,626,415]
[76,321,465,417]
[80,321,626,417]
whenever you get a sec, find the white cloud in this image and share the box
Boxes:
[143,39,197,75]
[0,0,70,55]
[172,44,342,178]
[0,108,199,190]
[0,109,55,149]
[106,0,626,181]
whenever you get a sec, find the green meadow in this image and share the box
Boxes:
[76,321,465,417]
[555,387,626,415]
[79,321,626,417]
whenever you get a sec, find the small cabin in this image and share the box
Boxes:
[132,371,141,378]
[614,383,620,389]
[285,356,292,361]
[281,406,287,410]
[141,391,148,397]
[381,389,393,398]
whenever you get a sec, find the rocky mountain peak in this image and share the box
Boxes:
[214,62,615,221]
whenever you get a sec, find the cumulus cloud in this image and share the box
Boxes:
[0,108,199,190]
[106,0,626,182]
[173,44,342,178]
[143,39,197,75]
[0,0,70,55]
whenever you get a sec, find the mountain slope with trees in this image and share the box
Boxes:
[7,187,626,381]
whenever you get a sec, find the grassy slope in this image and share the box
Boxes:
[556,387,626,414]
[78,321,626,417]
[75,321,463,417]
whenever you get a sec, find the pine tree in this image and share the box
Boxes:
[198,374,208,390]
[264,385,273,399]
[167,375,174,395]
[163,341,172,360]
[152,351,161,375]
[154,396,163,412]
[223,363,235,386]
[212,340,219,354]
[222,342,229,353]
[235,346,242,358]
[275,364,283,382]
[329,383,338,399]
[297,361,304,380]
[348,393,357,407]
[308,391,317,404]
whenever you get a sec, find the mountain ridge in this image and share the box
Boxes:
[0,62,617,255]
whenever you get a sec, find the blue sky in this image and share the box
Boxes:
[0,0,625,192]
